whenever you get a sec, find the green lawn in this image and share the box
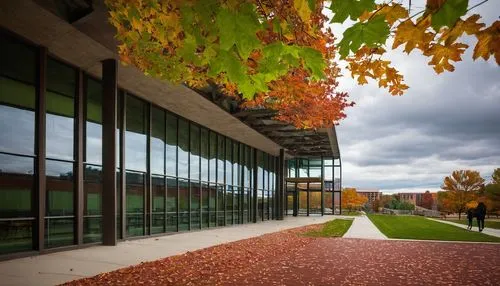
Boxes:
[443,219,500,230]
[368,215,500,242]
[304,219,353,238]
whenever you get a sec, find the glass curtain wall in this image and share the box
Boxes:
[0,32,282,257]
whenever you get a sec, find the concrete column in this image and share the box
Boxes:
[102,59,117,245]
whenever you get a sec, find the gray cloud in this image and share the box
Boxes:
[332,0,500,192]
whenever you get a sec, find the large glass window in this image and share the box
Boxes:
[83,165,102,243]
[178,119,189,179]
[45,160,74,248]
[152,176,165,234]
[178,179,189,231]
[0,154,34,254]
[126,171,144,237]
[209,184,217,227]
[125,95,147,172]
[166,177,177,232]
[151,107,165,175]
[166,113,177,176]
[226,185,233,225]
[200,128,209,182]
[208,132,217,183]
[217,135,224,184]
[85,78,102,165]
[0,33,36,255]
[217,185,224,226]
[190,124,200,180]
[190,181,200,229]
[201,183,209,228]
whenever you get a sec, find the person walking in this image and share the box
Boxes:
[466,208,474,230]
[475,202,487,232]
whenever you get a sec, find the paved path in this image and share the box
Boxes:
[0,216,345,286]
[343,215,387,240]
[428,218,500,238]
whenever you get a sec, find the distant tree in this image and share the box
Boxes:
[421,191,434,209]
[341,188,368,212]
[441,170,485,219]
[492,168,500,185]
[484,183,500,217]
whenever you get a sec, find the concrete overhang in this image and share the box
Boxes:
[0,0,283,156]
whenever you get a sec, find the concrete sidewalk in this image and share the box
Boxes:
[0,216,342,286]
[428,218,500,238]
[343,215,387,240]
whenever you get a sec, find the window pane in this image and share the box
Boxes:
[0,78,35,155]
[209,184,217,227]
[233,142,239,186]
[309,159,322,178]
[217,185,224,226]
[0,33,36,85]
[225,138,232,186]
[257,151,263,189]
[0,154,34,254]
[45,160,74,248]
[125,95,147,172]
[151,107,165,175]
[217,135,224,184]
[178,179,189,231]
[190,181,200,229]
[46,59,75,161]
[166,113,177,176]
[200,128,209,182]
[288,160,296,178]
[226,186,233,225]
[126,171,144,237]
[166,177,177,232]
[299,159,309,177]
[152,175,165,234]
[208,131,216,183]
[234,187,240,224]
[84,165,102,243]
[85,78,102,165]
[178,119,189,178]
[201,183,209,228]
[190,124,200,180]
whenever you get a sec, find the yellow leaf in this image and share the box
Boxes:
[424,43,468,74]
[440,14,485,45]
[359,4,409,26]
[393,17,434,53]
[473,21,500,65]
[294,0,311,24]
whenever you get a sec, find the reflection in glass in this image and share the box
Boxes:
[217,185,224,226]
[201,183,209,228]
[178,179,189,231]
[234,187,240,224]
[178,119,189,179]
[0,154,34,254]
[190,124,200,180]
[232,141,239,186]
[209,184,217,227]
[309,159,322,178]
[288,160,296,178]
[226,186,233,225]
[299,159,309,177]
[257,151,263,189]
[125,95,147,172]
[84,165,102,243]
[190,181,200,229]
[152,176,165,234]
[45,160,74,248]
[208,131,216,183]
[225,138,232,186]
[166,113,177,176]
[243,188,249,223]
[166,177,177,232]
[85,78,102,165]
[151,107,165,175]
[217,135,224,184]
[126,171,144,237]
[200,128,209,182]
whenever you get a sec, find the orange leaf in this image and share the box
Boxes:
[473,20,500,65]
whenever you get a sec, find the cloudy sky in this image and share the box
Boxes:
[329,0,500,193]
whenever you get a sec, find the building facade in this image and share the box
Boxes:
[356,189,381,205]
[0,1,342,260]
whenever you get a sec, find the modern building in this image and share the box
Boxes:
[0,0,342,260]
[356,189,381,205]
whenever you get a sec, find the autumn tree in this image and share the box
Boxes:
[341,188,368,212]
[492,168,500,185]
[441,170,485,219]
[421,190,434,209]
[105,0,499,129]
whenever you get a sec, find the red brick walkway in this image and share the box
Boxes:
[65,225,500,286]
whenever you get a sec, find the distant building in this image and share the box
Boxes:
[356,189,381,204]
[398,193,424,206]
